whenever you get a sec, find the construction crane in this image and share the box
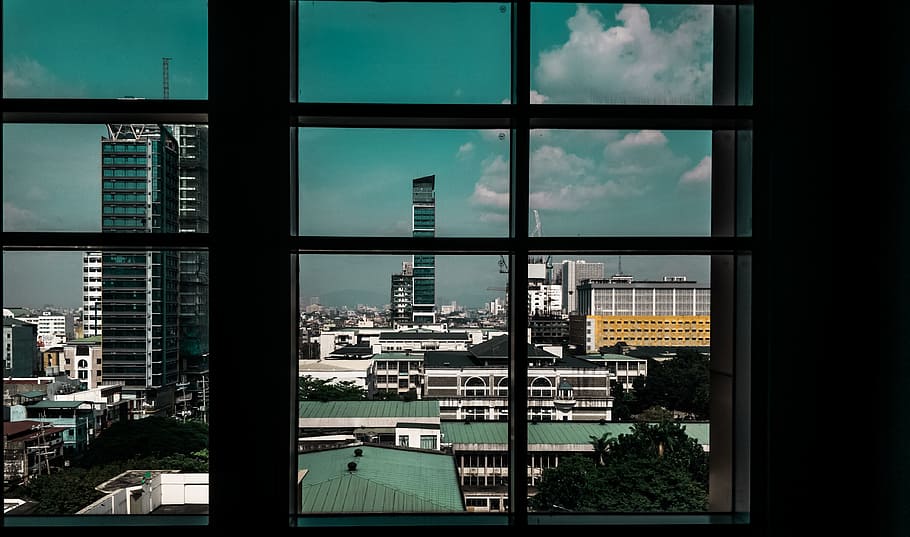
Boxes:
[531,209,553,270]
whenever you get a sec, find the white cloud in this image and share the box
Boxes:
[501,90,551,105]
[534,4,713,104]
[679,155,711,184]
[606,130,668,155]
[529,145,608,210]
[470,155,510,209]
[529,90,550,104]
[456,142,475,159]
[3,202,43,230]
[2,55,83,98]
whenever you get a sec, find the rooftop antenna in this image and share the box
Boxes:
[617,255,623,275]
[162,57,172,100]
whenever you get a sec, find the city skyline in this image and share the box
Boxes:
[4,3,716,310]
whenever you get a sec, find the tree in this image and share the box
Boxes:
[530,421,708,512]
[75,417,208,468]
[632,349,710,419]
[6,417,211,515]
[297,375,367,401]
[529,455,608,512]
[588,432,614,466]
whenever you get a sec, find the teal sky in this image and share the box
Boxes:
[3,2,715,309]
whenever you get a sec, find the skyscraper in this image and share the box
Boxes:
[560,259,605,314]
[390,261,413,328]
[411,175,436,324]
[100,124,180,417]
[170,124,209,365]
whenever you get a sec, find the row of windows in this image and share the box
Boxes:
[103,168,149,177]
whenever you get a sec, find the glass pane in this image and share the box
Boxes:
[3,123,208,233]
[2,0,207,99]
[298,2,511,104]
[297,253,509,515]
[527,254,711,513]
[299,128,510,237]
[531,3,713,105]
[529,129,711,236]
[3,249,210,516]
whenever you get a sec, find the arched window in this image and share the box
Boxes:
[529,377,553,398]
[464,376,487,397]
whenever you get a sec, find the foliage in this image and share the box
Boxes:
[632,349,710,419]
[298,375,367,401]
[589,432,615,466]
[372,388,418,402]
[4,416,210,514]
[75,417,208,468]
[635,405,675,422]
[8,451,209,515]
[531,421,708,512]
[609,380,636,421]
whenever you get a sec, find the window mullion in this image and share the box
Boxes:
[508,0,530,526]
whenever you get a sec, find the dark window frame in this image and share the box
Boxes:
[0,0,778,533]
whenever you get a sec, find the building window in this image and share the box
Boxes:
[420,435,437,450]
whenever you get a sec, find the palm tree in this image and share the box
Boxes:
[588,432,614,466]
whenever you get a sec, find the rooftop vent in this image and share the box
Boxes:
[347,462,357,471]
[354,448,363,457]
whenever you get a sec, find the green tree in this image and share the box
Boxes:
[530,421,708,512]
[633,349,710,419]
[588,432,614,466]
[75,417,208,468]
[529,455,608,512]
[9,451,210,514]
[297,375,367,401]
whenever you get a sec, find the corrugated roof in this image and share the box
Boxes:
[19,390,47,399]
[297,445,463,513]
[28,400,85,409]
[299,401,440,419]
[380,332,470,340]
[441,421,710,447]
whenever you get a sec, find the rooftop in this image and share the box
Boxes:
[297,444,462,513]
[441,421,710,448]
[299,400,440,420]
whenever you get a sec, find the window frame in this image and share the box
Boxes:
[1,0,765,532]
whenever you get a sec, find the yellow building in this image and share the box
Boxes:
[570,314,711,353]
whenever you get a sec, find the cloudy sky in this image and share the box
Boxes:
[3,2,713,309]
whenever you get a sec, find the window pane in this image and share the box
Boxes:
[531,3,713,105]
[3,123,208,233]
[529,129,712,236]
[299,128,510,237]
[527,254,713,513]
[2,0,207,99]
[298,2,511,104]
[3,249,210,516]
[297,253,509,515]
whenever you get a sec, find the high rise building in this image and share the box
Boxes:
[100,124,180,417]
[560,259,605,314]
[170,124,209,366]
[411,175,436,324]
[390,261,413,328]
[82,252,102,337]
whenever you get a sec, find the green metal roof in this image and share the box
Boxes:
[67,336,102,344]
[28,400,85,409]
[297,445,464,513]
[441,421,710,447]
[299,400,439,419]
[19,390,47,399]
